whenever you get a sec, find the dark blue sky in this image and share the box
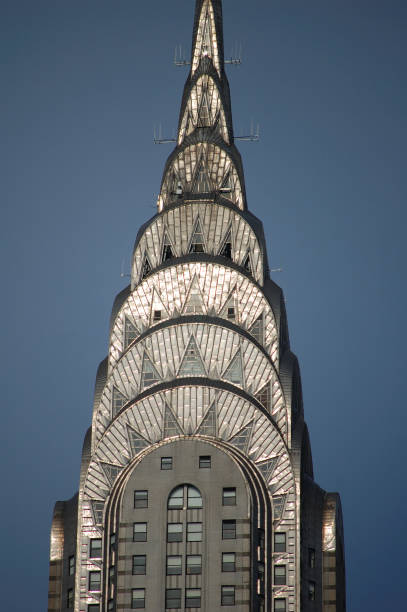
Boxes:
[1,1,406,610]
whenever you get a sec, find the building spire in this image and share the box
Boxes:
[158,0,247,212]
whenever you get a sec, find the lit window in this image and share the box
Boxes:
[161,456,172,470]
[199,455,211,468]
[166,588,182,609]
[275,598,286,611]
[187,486,203,509]
[222,520,236,539]
[187,522,202,542]
[67,588,73,608]
[168,486,184,509]
[89,571,101,592]
[134,490,148,508]
[274,565,286,585]
[167,556,182,575]
[132,555,146,575]
[133,522,147,542]
[274,532,286,552]
[186,555,202,575]
[221,586,235,605]
[132,588,145,609]
[89,539,102,559]
[222,553,236,572]
[308,581,316,601]
[167,523,183,542]
[308,548,316,568]
[186,588,201,608]
[68,555,75,576]
[153,309,162,321]
[222,487,236,506]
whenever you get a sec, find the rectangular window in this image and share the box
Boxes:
[274,532,286,552]
[89,538,102,559]
[167,555,182,575]
[134,490,148,508]
[222,487,236,506]
[67,588,73,608]
[68,555,75,576]
[153,309,162,321]
[274,565,286,585]
[132,588,145,609]
[166,588,182,609]
[186,555,202,575]
[133,522,147,542]
[167,523,183,542]
[274,599,286,611]
[187,522,202,542]
[227,307,235,320]
[108,601,114,611]
[308,581,316,601]
[186,588,201,608]
[132,555,146,575]
[88,606,99,612]
[88,571,101,592]
[187,487,203,508]
[222,553,236,572]
[222,520,236,539]
[110,533,116,551]
[109,565,115,582]
[161,456,173,470]
[199,455,211,468]
[308,548,316,568]
[221,586,235,605]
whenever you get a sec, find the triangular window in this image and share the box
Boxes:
[124,317,138,349]
[198,90,211,126]
[178,336,206,377]
[189,218,206,253]
[220,170,233,193]
[112,386,127,417]
[249,314,263,344]
[192,161,211,194]
[126,425,150,457]
[161,231,174,262]
[141,253,152,280]
[242,251,252,274]
[201,12,212,57]
[223,350,244,386]
[228,422,253,453]
[219,229,232,259]
[140,352,161,389]
[255,382,271,411]
[196,402,216,436]
[220,292,237,322]
[256,457,278,485]
[100,462,123,486]
[163,403,183,438]
[183,277,205,314]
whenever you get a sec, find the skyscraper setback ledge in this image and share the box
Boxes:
[48,2,346,611]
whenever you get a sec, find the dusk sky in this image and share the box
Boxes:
[1,1,406,610]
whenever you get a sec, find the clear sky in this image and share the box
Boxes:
[1,1,406,610]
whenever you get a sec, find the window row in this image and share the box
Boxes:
[126,586,237,609]
[131,519,238,543]
[160,455,212,470]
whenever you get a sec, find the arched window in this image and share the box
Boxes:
[167,485,203,510]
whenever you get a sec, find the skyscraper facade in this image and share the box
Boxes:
[48,2,346,611]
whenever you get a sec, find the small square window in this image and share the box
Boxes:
[89,571,101,592]
[222,487,236,506]
[222,553,236,572]
[274,598,286,611]
[89,539,102,559]
[134,490,148,508]
[308,581,316,601]
[133,522,147,542]
[167,523,183,542]
[167,555,182,575]
[227,307,235,320]
[161,456,173,470]
[133,555,146,575]
[132,588,145,609]
[274,532,286,552]
[68,555,75,576]
[186,588,201,608]
[308,548,316,568]
[67,588,73,608]
[274,565,286,585]
[222,519,236,539]
[187,522,202,542]
[199,455,211,468]
[187,555,202,574]
[153,310,162,321]
[166,588,181,609]
[221,585,235,605]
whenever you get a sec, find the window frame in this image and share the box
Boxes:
[167,522,183,543]
[199,455,211,468]
[68,555,75,576]
[222,487,236,506]
[131,588,145,609]
[88,571,101,592]
[132,554,146,575]
[67,588,74,608]
[186,554,202,575]
[166,555,182,575]
[221,585,235,606]
[274,532,286,552]
[161,456,173,470]
[185,588,201,608]
[187,521,203,542]
[308,547,316,568]
[134,490,148,509]
[222,519,236,539]
[274,598,287,611]
[89,538,102,559]
[166,588,182,609]
[133,522,147,542]
[222,552,236,572]
[308,581,316,601]
[274,565,286,585]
